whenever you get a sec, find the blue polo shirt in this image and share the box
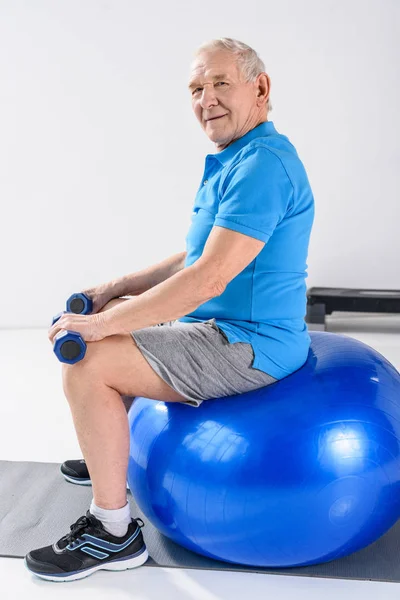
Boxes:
[177,121,315,380]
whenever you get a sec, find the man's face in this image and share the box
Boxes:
[188,50,268,151]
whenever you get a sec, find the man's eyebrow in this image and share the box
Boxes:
[188,73,230,89]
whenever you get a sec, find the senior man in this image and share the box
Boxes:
[25,37,315,582]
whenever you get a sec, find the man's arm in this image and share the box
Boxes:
[100,262,223,336]
[108,251,187,297]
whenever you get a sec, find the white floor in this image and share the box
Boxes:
[1,312,400,600]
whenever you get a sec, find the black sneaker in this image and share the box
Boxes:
[24,510,148,582]
[61,459,130,490]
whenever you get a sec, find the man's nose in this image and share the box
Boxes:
[199,86,218,109]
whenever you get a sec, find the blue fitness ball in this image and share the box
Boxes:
[127,331,400,567]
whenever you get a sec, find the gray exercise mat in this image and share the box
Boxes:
[1,460,400,583]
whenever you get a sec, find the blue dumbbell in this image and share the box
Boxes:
[51,312,87,365]
[66,292,93,315]
[51,292,93,364]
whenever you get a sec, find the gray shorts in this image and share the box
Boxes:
[130,318,277,407]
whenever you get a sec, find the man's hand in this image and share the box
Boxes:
[80,286,115,314]
[48,312,109,345]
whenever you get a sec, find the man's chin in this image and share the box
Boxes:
[207,135,222,146]
[204,129,227,143]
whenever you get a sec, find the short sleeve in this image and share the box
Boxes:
[215,146,293,243]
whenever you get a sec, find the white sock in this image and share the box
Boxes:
[89,499,132,537]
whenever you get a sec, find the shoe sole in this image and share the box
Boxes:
[62,473,130,490]
[24,547,149,582]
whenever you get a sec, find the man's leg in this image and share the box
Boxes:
[63,372,130,510]
[24,298,187,582]
[100,300,135,415]
[99,300,169,414]
[62,298,187,513]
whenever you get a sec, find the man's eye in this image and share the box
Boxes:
[192,82,227,94]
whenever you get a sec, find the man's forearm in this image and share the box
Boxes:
[109,251,187,297]
[101,264,220,335]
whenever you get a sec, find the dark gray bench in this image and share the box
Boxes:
[306,287,400,330]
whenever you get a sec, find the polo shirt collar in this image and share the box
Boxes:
[209,120,277,166]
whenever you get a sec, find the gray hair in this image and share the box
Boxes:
[193,37,272,112]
